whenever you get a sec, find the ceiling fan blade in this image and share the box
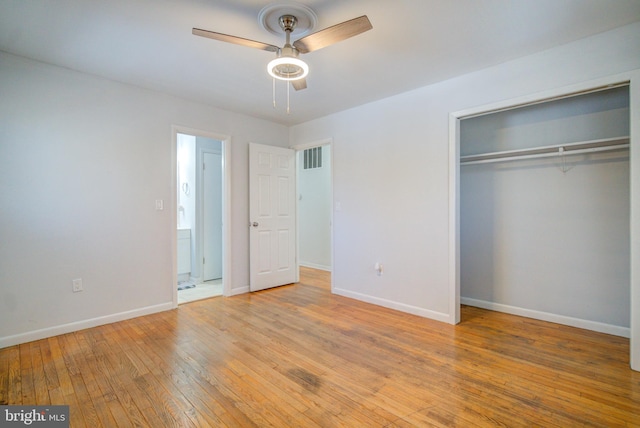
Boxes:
[291,78,307,91]
[192,28,279,52]
[293,15,372,54]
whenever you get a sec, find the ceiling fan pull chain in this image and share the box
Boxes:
[287,79,291,114]
[273,77,276,109]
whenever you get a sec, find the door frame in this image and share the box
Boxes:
[448,71,640,371]
[171,125,232,306]
[292,138,334,287]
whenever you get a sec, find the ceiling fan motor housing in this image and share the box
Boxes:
[268,15,308,80]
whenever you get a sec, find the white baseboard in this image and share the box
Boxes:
[229,286,249,296]
[461,297,630,338]
[333,288,453,324]
[0,302,175,349]
[299,262,332,272]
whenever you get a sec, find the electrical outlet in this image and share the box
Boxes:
[72,278,83,292]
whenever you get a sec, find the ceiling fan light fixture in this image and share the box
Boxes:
[267,56,309,81]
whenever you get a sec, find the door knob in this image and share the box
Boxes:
[252,222,259,227]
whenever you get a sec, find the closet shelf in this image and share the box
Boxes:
[460,136,630,166]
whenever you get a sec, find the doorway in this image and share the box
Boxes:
[295,140,333,282]
[173,127,231,304]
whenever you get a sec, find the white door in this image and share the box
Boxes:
[249,143,297,291]
[203,151,222,280]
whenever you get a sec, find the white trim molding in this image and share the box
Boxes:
[299,262,332,272]
[462,297,630,338]
[334,288,453,324]
[229,286,250,296]
[0,303,174,349]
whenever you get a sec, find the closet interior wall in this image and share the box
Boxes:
[460,86,630,334]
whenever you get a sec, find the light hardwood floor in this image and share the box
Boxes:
[1,267,639,426]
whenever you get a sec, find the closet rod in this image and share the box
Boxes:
[461,144,628,166]
[460,136,629,166]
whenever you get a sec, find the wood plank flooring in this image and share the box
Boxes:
[1,267,639,426]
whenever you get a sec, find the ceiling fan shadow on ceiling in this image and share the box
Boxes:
[192,2,372,113]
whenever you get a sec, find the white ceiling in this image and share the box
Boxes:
[2,0,640,126]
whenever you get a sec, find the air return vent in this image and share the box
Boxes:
[303,146,322,169]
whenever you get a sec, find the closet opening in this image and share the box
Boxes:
[457,84,630,337]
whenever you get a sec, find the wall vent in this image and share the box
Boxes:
[303,146,322,169]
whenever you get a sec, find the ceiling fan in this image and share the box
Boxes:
[192,3,372,92]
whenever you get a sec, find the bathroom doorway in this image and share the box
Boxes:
[175,129,229,304]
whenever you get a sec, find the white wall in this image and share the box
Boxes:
[297,145,332,271]
[290,22,640,326]
[460,87,630,332]
[0,51,289,347]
